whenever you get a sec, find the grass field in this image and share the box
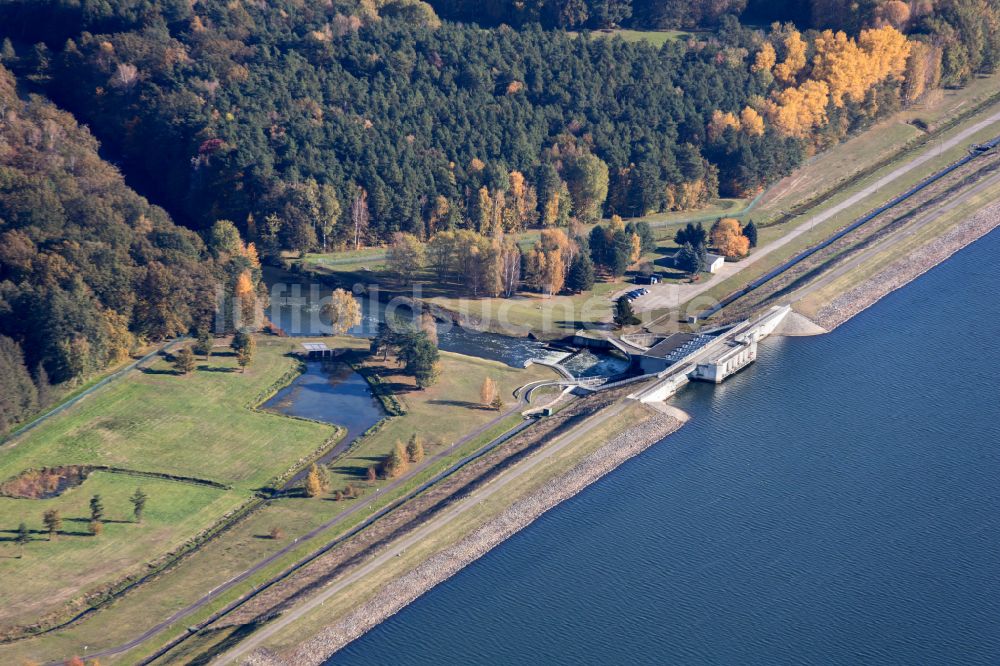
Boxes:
[0,339,557,663]
[569,28,696,47]
[0,339,335,631]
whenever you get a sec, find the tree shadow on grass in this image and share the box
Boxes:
[64,517,132,525]
[332,456,384,479]
[197,365,237,373]
[425,399,489,410]
[181,622,269,666]
[379,381,420,394]
[140,367,180,376]
[554,319,610,331]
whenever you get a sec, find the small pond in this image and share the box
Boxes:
[262,361,386,488]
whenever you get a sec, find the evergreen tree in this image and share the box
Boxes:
[89,494,104,523]
[15,522,30,555]
[589,225,609,268]
[231,331,252,353]
[743,220,758,248]
[129,487,148,523]
[674,222,708,249]
[566,252,596,292]
[192,328,213,358]
[609,230,633,277]
[675,242,705,274]
[613,296,640,328]
[398,332,440,389]
[173,347,196,374]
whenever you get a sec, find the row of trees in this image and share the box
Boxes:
[302,432,427,499]
[12,489,148,557]
[384,217,654,297]
[672,218,758,273]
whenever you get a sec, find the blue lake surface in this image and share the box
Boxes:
[329,227,1000,665]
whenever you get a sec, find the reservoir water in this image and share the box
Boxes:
[330,227,1000,665]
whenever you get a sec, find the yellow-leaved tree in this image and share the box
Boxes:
[324,288,362,335]
[773,29,807,84]
[711,218,751,259]
[764,80,830,138]
[753,41,776,74]
[740,106,766,136]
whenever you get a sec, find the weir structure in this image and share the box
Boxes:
[520,306,791,406]
[631,305,791,403]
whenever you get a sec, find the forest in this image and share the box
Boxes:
[0,0,994,259]
[0,64,264,432]
[0,0,997,431]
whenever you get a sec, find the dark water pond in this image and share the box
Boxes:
[262,361,385,488]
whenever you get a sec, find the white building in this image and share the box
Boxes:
[705,253,725,274]
[691,339,757,383]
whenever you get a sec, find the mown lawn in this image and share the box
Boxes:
[0,473,228,626]
[0,338,334,631]
[0,339,333,490]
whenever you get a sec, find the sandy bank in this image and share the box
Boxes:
[246,407,682,666]
[813,200,1000,331]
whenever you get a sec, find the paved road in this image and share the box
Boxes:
[791,163,1000,306]
[216,399,631,665]
[56,382,547,664]
[634,105,1000,318]
[1,337,186,445]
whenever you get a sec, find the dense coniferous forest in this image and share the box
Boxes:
[0,0,996,256]
[0,0,997,429]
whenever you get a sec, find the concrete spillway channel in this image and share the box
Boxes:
[632,306,791,403]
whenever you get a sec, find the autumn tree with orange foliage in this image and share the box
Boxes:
[764,79,831,138]
[773,28,807,84]
[711,218,750,258]
[811,26,910,108]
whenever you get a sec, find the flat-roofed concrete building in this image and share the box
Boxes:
[301,342,334,359]
[637,333,699,374]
